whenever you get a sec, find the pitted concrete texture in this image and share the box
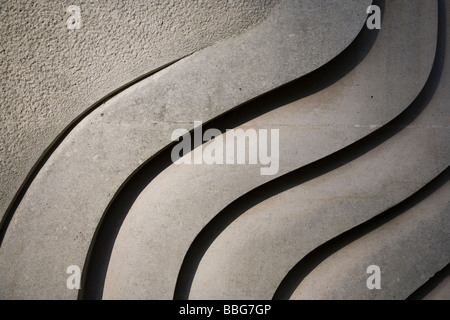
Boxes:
[0,0,372,299]
[104,0,438,300]
[289,179,450,300]
[0,0,281,218]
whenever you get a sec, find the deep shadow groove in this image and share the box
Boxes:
[78,2,385,300]
[0,58,185,246]
[273,166,450,300]
[408,261,450,300]
[174,0,444,300]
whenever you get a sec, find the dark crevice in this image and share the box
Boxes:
[174,0,444,300]
[273,166,449,300]
[79,0,385,300]
[0,58,186,246]
[408,262,450,300]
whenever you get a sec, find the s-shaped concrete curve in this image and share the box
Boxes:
[187,0,448,299]
[102,0,438,299]
[0,0,371,299]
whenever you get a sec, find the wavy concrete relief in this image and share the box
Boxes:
[0,0,448,301]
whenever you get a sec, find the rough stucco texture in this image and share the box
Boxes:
[0,0,281,216]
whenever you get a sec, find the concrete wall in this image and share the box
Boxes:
[0,0,449,300]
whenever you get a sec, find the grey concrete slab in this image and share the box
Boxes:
[103,1,438,300]
[289,178,450,300]
[0,0,371,299]
[0,0,282,218]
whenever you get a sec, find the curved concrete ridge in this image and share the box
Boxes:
[0,0,371,299]
[187,2,449,299]
[188,123,449,299]
[103,0,437,300]
[289,175,450,300]
[0,0,283,218]
[0,0,283,219]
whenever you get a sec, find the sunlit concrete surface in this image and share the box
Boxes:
[0,0,448,300]
[105,0,438,300]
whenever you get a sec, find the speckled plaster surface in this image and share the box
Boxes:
[0,0,281,216]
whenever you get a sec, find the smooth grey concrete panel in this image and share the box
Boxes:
[0,0,371,299]
[103,1,438,300]
[289,179,450,300]
[0,0,281,219]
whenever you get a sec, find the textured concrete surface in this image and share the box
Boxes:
[0,0,371,299]
[1,0,448,301]
[0,0,281,218]
[289,179,450,300]
[103,0,437,300]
